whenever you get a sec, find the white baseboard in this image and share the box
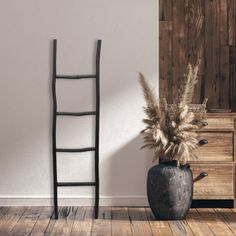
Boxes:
[0,196,149,207]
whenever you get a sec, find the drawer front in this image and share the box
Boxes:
[202,117,234,131]
[192,132,233,162]
[191,164,234,199]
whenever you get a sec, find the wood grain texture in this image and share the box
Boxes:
[1,207,236,235]
[128,208,152,236]
[185,209,214,236]
[30,207,53,236]
[111,207,132,236]
[201,116,234,131]
[168,219,194,236]
[91,207,111,236]
[49,207,77,236]
[191,164,234,199]
[0,207,26,235]
[159,0,236,111]
[159,21,172,102]
[230,64,236,111]
[159,0,172,21]
[145,208,173,236]
[71,207,93,236]
[188,0,204,103]
[230,46,236,64]
[193,132,234,162]
[0,207,9,220]
[216,208,236,234]
[197,209,234,236]
[188,0,204,70]
[220,0,228,46]
[205,0,221,108]
[234,118,236,203]
[9,207,41,236]
[172,0,188,103]
[229,0,236,46]
[219,46,230,108]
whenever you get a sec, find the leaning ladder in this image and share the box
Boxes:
[52,39,101,219]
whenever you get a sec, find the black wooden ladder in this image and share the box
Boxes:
[52,39,101,219]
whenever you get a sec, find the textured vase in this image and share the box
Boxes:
[147,160,193,220]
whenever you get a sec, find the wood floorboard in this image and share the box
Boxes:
[145,208,173,236]
[91,206,111,236]
[49,207,77,236]
[0,207,235,235]
[168,219,194,236]
[30,207,54,236]
[197,208,235,236]
[70,206,93,236]
[215,208,236,235]
[111,207,132,236]
[185,209,214,236]
[9,207,41,236]
[0,207,26,235]
[128,207,152,236]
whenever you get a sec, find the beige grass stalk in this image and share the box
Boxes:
[139,64,206,164]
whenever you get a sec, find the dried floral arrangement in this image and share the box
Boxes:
[139,64,207,165]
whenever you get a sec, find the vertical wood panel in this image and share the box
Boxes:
[204,0,213,107]
[220,46,230,108]
[188,0,204,68]
[220,0,228,46]
[230,64,236,111]
[188,0,204,103]
[229,0,236,112]
[160,0,235,110]
[159,0,173,21]
[172,0,189,102]
[230,46,236,64]
[229,0,236,46]
[159,21,172,102]
[205,0,220,109]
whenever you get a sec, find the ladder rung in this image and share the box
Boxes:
[56,147,96,153]
[57,111,96,116]
[56,74,96,79]
[57,182,96,187]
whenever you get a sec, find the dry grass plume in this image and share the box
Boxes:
[139,64,207,165]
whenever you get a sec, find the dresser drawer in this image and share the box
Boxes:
[191,164,234,199]
[192,132,234,162]
[202,116,234,131]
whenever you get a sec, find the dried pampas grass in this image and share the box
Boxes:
[139,64,207,164]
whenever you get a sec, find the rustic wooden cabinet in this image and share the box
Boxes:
[190,113,236,205]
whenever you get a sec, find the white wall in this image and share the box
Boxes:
[0,0,158,206]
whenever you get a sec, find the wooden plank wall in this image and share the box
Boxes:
[159,0,236,111]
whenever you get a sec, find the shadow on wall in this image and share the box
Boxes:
[104,134,154,200]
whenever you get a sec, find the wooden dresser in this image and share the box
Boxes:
[190,113,236,206]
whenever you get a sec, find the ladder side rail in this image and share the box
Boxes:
[94,40,101,219]
[52,39,59,219]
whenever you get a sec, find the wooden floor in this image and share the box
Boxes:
[0,207,236,235]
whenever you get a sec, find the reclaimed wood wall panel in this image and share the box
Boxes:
[188,0,204,103]
[220,46,230,108]
[159,21,172,102]
[159,0,172,21]
[172,0,189,102]
[229,0,236,46]
[159,0,236,111]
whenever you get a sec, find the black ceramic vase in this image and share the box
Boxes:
[147,160,193,220]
